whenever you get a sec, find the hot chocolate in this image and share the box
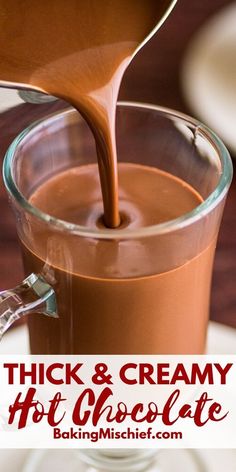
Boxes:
[21,163,216,354]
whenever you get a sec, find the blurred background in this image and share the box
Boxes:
[0,0,235,328]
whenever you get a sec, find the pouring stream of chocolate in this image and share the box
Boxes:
[0,0,175,227]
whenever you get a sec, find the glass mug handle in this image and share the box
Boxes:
[0,273,57,339]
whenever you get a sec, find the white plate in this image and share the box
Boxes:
[181,2,236,155]
[0,322,235,471]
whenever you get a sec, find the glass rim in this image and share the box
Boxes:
[3,101,233,240]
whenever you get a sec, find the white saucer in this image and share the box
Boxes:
[0,322,235,471]
[181,2,236,155]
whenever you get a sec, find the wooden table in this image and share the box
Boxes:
[0,0,235,328]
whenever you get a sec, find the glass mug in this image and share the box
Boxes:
[0,103,233,354]
[0,103,233,471]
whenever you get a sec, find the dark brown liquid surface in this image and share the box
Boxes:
[21,164,215,354]
[0,0,174,227]
[30,163,202,231]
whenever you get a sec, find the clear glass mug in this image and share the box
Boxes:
[0,103,233,471]
[0,103,233,354]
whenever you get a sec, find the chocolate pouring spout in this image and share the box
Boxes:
[0,1,177,102]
